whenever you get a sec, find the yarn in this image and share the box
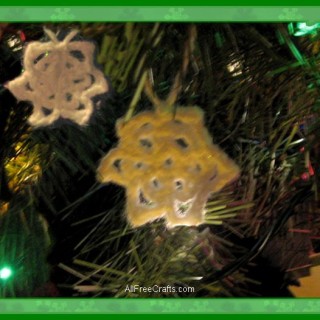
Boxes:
[97,106,239,228]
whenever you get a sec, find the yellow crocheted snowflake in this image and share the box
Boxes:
[7,28,109,127]
[97,107,240,228]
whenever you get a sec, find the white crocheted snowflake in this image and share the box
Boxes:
[7,28,109,127]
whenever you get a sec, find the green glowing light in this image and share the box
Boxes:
[0,267,13,280]
[289,22,320,36]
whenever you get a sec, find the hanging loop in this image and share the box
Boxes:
[144,24,197,114]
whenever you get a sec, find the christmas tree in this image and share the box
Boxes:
[0,22,319,297]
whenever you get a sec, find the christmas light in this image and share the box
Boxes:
[0,267,13,280]
[289,22,320,36]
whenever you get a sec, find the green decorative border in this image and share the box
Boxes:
[2,315,319,320]
[0,298,318,313]
[1,0,320,6]
[0,3,320,317]
[0,6,319,22]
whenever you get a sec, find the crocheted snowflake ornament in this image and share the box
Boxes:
[97,107,240,228]
[7,28,109,127]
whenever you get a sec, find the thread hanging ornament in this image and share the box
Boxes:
[6,28,109,127]
[97,106,240,228]
[97,25,239,228]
